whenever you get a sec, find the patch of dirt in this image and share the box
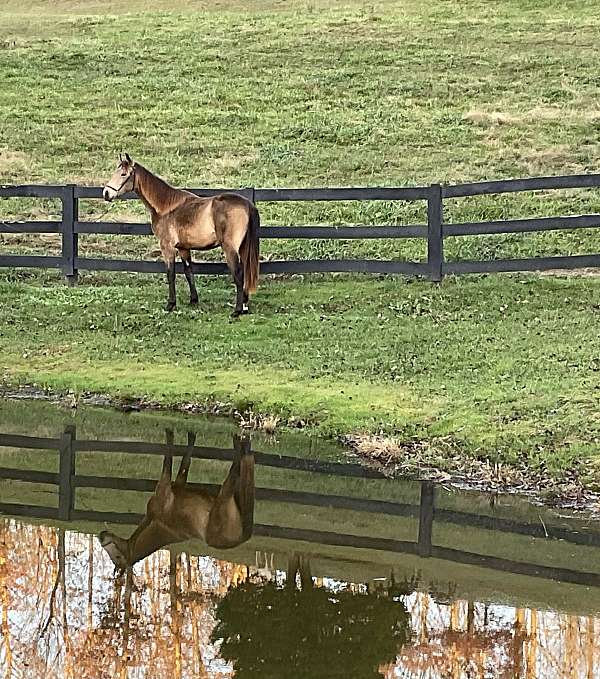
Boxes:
[539,267,600,278]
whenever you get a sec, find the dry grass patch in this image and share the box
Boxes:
[0,148,31,180]
[0,233,61,256]
[346,433,600,510]
[240,412,281,434]
[521,145,579,174]
[465,106,600,130]
[463,110,521,127]
[211,152,258,174]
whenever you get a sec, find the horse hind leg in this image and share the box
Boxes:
[205,435,254,547]
[149,429,175,513]
[161,429,175,483]
[179,249,199,306]
[222,243,245,318]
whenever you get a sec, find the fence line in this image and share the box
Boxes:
[2,173,600,282]
[2,426,600,587]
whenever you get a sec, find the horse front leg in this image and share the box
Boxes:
[153,429,175,508]
[174,432,195,488]
[161,242,177,312]
[179,249,199,306]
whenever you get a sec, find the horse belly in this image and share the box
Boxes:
[176,205,219,251]
[175,226,216,250]
[177,494,212,539]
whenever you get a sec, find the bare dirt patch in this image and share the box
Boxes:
[539,267,600,278]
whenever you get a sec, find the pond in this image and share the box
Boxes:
[0,398,599,678]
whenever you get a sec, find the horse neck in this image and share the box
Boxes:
[126,518,181,566]
[134,164,189,217]
[126,489,214,565]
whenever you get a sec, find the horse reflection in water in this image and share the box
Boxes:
[98,432,254,570]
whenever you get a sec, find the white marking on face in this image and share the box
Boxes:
[98,531,129,569]
[103,186,117,201]
[103,160,134,201]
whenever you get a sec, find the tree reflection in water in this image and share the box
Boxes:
[1,519,599,679]
[212,553,411,679]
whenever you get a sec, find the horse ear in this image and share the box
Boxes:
[125,152,133,165]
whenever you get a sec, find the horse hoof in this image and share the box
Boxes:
[190,298,199,307]
[231,309,242,319]
[165,302,176,312]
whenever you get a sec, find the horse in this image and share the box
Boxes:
[102,154,260,317]
[98,432,255,570]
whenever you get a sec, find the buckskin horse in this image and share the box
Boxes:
[102,154,260,317]
[98,432,255,570]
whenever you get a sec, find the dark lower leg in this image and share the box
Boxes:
[233,435,254,539]
[181,251,198,305]
[175,432,195,487]
[233,271,244,316]
[225,249,244,317]
[165,257,176,311]
[163,429,174,479]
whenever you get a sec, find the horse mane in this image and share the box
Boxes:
[134,163,192,216]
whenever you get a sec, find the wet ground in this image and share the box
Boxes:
[1,398,599,678]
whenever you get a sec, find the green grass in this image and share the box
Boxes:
[3,0,600,263]
[1,1,600,486]
[0,268,599,486]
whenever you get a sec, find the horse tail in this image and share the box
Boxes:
[205,435,254,549]
[234,435,254,541]
[241,202,260,294]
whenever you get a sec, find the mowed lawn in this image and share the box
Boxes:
[1,0,600,485]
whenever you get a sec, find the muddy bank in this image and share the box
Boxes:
[2,384,599,514]
[345,433,600,515]
[0,384,307,429]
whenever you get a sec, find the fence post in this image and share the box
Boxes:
[417,481,435,557]
[58,425,76,521]
[61,184,78,286]
[242,186,256,204]
[427,183,443,282]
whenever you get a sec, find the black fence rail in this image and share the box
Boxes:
[2,427,600,587]
[2,173,600,282]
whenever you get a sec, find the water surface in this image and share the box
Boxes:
[0,399,599,678]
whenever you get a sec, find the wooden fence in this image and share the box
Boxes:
[2,427,600,588]
[2,173,600,282]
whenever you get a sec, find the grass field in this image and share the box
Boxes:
[1,0,600,490]
[1,267,599,494]
[3,0,600,262]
